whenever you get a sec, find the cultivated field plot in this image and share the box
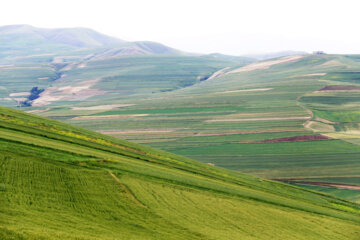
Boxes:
[0,106,359,239]
[11,54,360,201]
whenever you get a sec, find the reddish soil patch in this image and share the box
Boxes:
[206,116,310,122]
[194,129,305,137]
[319,85,360,91]
[251,135,330,143]
[274,180,360,190]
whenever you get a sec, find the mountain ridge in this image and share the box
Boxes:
[0,24,185,60]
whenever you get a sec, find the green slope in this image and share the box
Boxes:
[0,55,243,108]
[40,54,360,201]
[0,106,359,239]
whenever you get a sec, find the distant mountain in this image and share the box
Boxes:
[244,50,307,60]
[89,41,184,60]
[0,24,125,48]
[0,25,185,61]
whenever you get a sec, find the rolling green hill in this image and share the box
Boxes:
[30,54,360,202]
[0,106,360,239]
[0,55,246,108]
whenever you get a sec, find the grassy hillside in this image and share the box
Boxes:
[0,55,242,108]
[0,106,359,239]
[31,54,360,202]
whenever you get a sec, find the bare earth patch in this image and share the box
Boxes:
[228,55,304,74]
[318,85,360,92]
[215,88,272,94]
[61,63,77,71]
[13,97,27,102]
[320,60,345,67]
[302,73,327,77]
[207,67,230,80]
[274,179,360,191]
[205,116,310,123]
[9,92,30,97]
[194,129,305,137]
[71,114,148,120]
[77,62,87,68]
[249,135,330,143]
[32,78,105,107]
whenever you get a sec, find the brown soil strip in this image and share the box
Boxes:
[249,134,330,143]
[9,92,30,97]
[274,179,360,190]
[207,67,230,80]
[318,85,360,92]
[228,55,304,74]
[194,129,305,137]
[206,116,310,123]
[303,120,314,129]
[302,73,327,77]
[215,88,272,94]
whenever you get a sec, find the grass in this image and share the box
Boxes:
[313,110,360,123]
[0,106,360,239]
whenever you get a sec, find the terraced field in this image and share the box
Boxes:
[30,54,360,202]
[0,106,360,239]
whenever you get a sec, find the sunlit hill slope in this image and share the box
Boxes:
[0,106,359,239]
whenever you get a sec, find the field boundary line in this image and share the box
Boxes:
[108,171,148,208]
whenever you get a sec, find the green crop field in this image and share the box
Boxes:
[2,24,360,239]
[1,24,360,239]
[5,53,356,203]
[0,106,360,239]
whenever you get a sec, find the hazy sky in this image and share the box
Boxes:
[1,0,360,55]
